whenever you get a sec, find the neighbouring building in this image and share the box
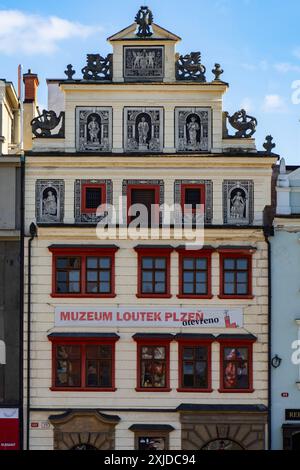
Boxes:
[24,7,278,450]
[271,159,300,450]
[0,79,21,450]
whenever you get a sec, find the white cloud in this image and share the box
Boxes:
[274,62,300,74]
[262,94,287,113]
[0,10,102,55]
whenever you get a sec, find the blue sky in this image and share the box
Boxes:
[0,0,300,163]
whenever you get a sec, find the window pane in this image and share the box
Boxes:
[142,271,152,282]
[69,258,80,268]
[224,272,234,283]
[69,282,80,293]
[99,257,111,269]
[196,283,207,294]
[155,258,166,269]
[99,271,110,282]
[154,347,165,359]
[57,283,68,293]
[142,258,153,269]
[237,272,248,283]
[224,283,234,295]
[87,257,97,269]
[224,259,235,270]
[183,283,194,294]
[155,282,165,293]
[87,271,97,282]
[56,258,68,269]
[155,271,165,282]
[142,282,153,293]
[56,345,81,388]
[99,282,110,293]
[237,284,247,294]
[195,347,207,360]
[87,282,98,293]
[142,347,153,359]
[57,272,67,281]
[237,258,248,270]
[196,272,206,283]
[69,271,80,282]
[183,272,193,283]
[196,258,207,270]
[183,258,194,270]
[183,348,194,360]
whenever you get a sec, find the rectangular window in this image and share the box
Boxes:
[142,257,167,295]
[86,257,111,294]
[56,257,81,294]
[127,185,160,227]
[81,183,106,214]
[181,346,208,389]
[219,342,254,392]
[50,337,118,391]
[135,246,173,298]
[177,248,213,299]
[181,184,205,214]
[50,246,118,298]
[134,336,172,392]
[219,251,253,299]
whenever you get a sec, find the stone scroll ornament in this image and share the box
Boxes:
[176,52,206,82]
[82,54,113,80]
[225,109,257,138]
[31,110,65,138]
[135,6,154,37]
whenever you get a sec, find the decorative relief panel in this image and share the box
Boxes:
[175,108,211,152]
[223,180,254,225]
[36,180,64,224]
[174,180,213,224]
[124,108,163,153]
[76,107,112,152]
[75,179,113,224]
[124,47,164,81]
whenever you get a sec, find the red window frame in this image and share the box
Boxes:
[181,184,206,215]
[127,184,160,226]
[49,246,118,298]
[218,249,254,299]
[81,183,107,214]
[49,336,118,392]
[218,337,255,393]
[176,248,214,299]
[177,337,213,393]
[134,337,172,392]
[134,246,173,298]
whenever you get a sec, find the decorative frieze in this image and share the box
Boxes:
[223,180,254,225]
[175,108,211,152]
[174,179,213,224]
[36,180,65,224]
[76,107,112,152]
[75,179,113,224]
[124,47,164,81]
[124,108,163,152]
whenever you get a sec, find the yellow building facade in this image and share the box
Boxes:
[24,10,277,450]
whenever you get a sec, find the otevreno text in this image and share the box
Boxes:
[55,306,243,329]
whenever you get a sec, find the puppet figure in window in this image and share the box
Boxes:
[224,348,248,389]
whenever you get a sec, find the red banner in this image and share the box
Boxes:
[0,419,19,451]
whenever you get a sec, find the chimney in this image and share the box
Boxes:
[23,69,39,151]
[23,69,39,103]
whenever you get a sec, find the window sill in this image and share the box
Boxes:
[177,388,213,393]
[177,294,214,300]
[135,387,171,393]
[136,294,172,299]
[218,295,254,300]
[51,293,117,298]
[50,387,117,392]
[218,388,254,394]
